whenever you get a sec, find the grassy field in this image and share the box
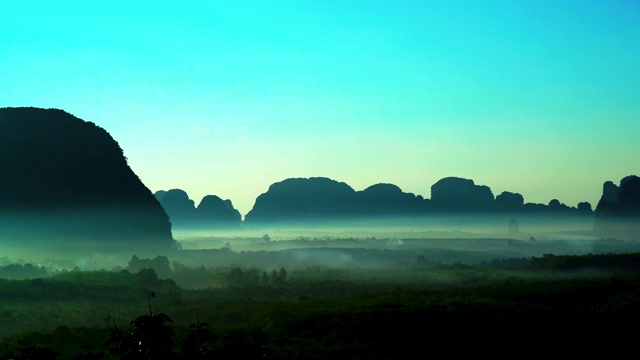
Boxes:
[1,237,639,359]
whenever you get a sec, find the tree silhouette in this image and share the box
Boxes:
[178,319,217,359]
[0,340,60,360]
[103,292,176,359]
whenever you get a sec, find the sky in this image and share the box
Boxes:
[1,1,639,218]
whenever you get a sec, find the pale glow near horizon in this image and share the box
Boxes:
[1,1,638,217]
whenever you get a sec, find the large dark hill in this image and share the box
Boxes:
[0,107,176,252]
[357,183,428,216]
[430,177,494,212]
[244,177,360,224]
[594,175,640,239]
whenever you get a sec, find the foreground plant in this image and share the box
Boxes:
[103,292,176,359]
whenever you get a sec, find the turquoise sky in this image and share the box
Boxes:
[2,1,639,217]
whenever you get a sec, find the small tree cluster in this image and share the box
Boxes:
[0,340,60,360]
[219,267,287,288]
[102,292,219,359]
[127,256,171,279]
[0,263,48,280]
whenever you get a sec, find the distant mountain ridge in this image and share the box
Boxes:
[154,189,242,230]
[162,176,602,228]
[0,107,176,251]
[237,176,595,226]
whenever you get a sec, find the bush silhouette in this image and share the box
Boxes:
[101,290,224,359]
[177,320,217,359]
[0,340,60,360]
[103,292,176,359]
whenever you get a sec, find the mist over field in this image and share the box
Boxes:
[2,214,613,277]
[0,211,616,273]
[0,155,637,280]
[0,166,638,360]
[1,200,636,285]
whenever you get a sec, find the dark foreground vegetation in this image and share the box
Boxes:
[1,249,640,359]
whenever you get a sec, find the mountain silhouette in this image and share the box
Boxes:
[243,177,360,224]
[155,189,195,222]
[0,107,176,251]
[155,189,242,230]
[494,191,525,212]
[430,177,494,212]
[594,175,640,239]
[241,176,594,226]
[357,183,429,216]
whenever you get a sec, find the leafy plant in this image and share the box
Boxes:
[177,319,217,359]
[103,292,176,359]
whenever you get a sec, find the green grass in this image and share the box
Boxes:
[1,252,640,358]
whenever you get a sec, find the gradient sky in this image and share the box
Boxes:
[2,1,639,218]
